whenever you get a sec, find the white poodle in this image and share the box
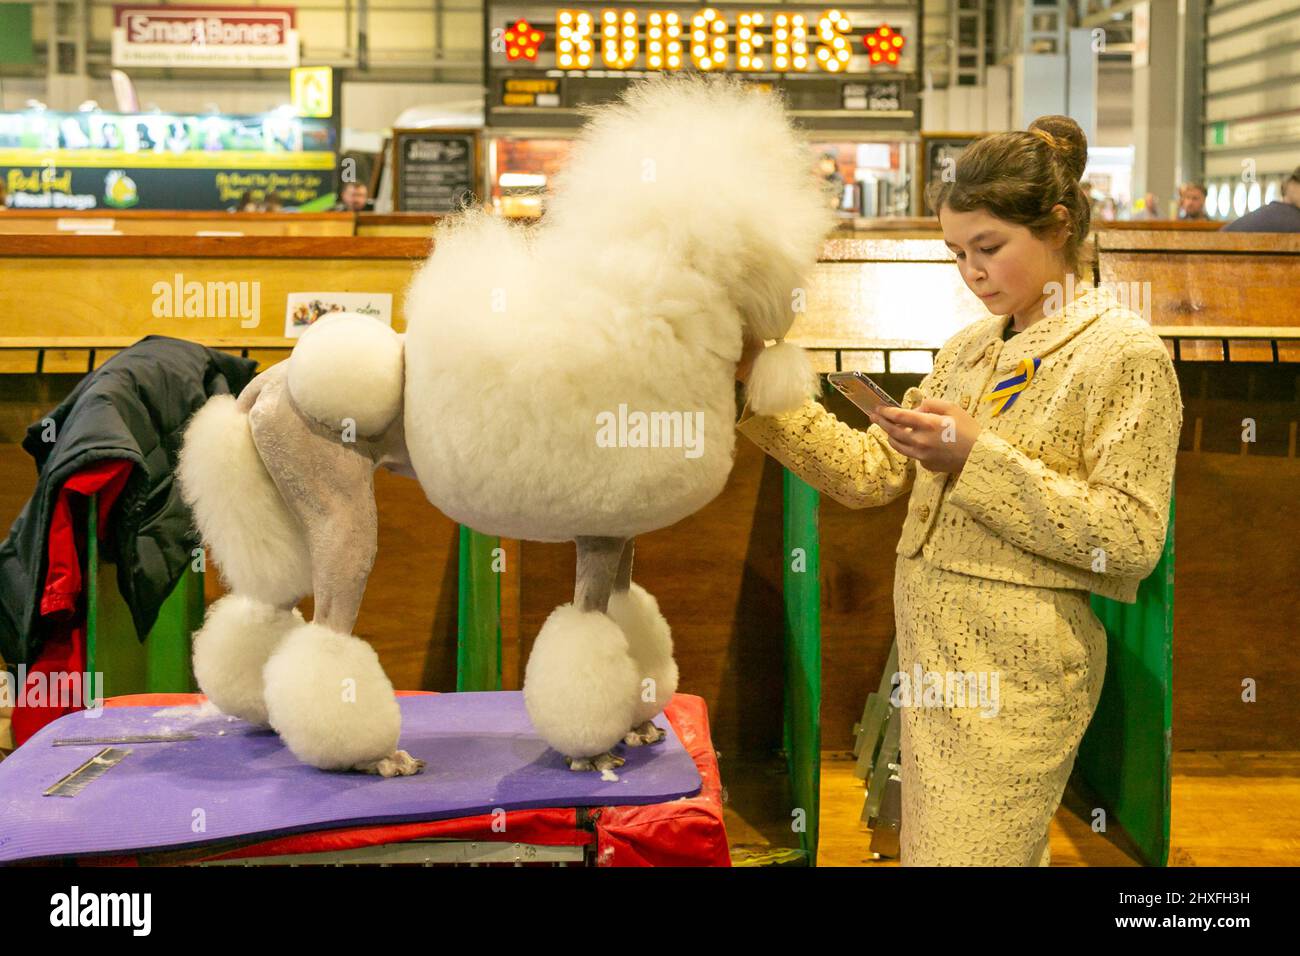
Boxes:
[177,74,834,775]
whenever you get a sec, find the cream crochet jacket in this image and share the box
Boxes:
[736,285,1184,603]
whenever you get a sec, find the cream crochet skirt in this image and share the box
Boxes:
[892,553,1107,866]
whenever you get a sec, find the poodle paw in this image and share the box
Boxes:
[565,751,625,773]
[356,750,425,777]
[623,720,667,747]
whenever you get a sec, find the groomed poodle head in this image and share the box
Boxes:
[541,73,836,415]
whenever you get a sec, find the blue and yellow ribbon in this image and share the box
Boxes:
[982,357,1041,416]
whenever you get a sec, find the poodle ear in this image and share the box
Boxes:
[745,340,820,416]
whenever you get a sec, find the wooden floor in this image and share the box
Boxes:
[721,750,1300,866]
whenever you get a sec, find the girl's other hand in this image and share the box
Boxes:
[866,398,980,473]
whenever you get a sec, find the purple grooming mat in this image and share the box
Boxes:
[0,692,701,863]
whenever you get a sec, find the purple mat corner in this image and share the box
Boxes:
[0,691,701,864]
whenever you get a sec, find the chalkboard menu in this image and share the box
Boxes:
[919,132,982,216]
[392,128,481,213]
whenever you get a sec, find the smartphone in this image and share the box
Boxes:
[827,371,900,414]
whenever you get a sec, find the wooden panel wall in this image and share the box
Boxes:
[1097,231,1300,361]
[0,236,428,375]
[1,228,1295,760]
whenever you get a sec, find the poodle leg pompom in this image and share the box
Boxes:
[262,622,421,775]
[607,582,678,744]
[191,594,303,726]
[523,603,640,765]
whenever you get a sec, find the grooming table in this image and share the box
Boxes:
[0,691,729,867]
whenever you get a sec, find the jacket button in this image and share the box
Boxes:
[918,504,930,521]
[960,393,972,408]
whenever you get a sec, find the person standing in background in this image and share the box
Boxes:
[1178,182,1210,220]
[818,151,846,210]
[1138,191,1163,219]
[332,181,372,212]
[1223,166,1300,232]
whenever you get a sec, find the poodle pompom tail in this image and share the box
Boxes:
[746,340,821,416]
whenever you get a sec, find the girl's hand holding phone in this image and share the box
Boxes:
[868,398,981,474]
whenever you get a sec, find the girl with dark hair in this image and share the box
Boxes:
[736,115,1183,866]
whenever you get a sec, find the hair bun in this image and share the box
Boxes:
[1028,115,1088,182]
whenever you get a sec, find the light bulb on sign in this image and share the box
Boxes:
[647,10,682,70]
[602,9,637,68]
[863,24,905,67]
[504,19,545,61]
[557,10,594,68]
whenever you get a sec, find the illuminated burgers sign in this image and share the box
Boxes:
[112,6,300,68]
[486,4,919,129]
[491,5,913,74]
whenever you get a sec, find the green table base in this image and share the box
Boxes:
[86,491,202,702]
[783,469,822,864]
[1075,494,1176,867]
[456,525,502,692]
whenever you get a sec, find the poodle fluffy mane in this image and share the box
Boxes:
[401,74,834,542]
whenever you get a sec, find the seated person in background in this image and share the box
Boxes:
[1223,166,1300,232]
[233,190,260,213]
[1177,182,1210,220]
[264,193,284,213]
[332,181,371,212]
